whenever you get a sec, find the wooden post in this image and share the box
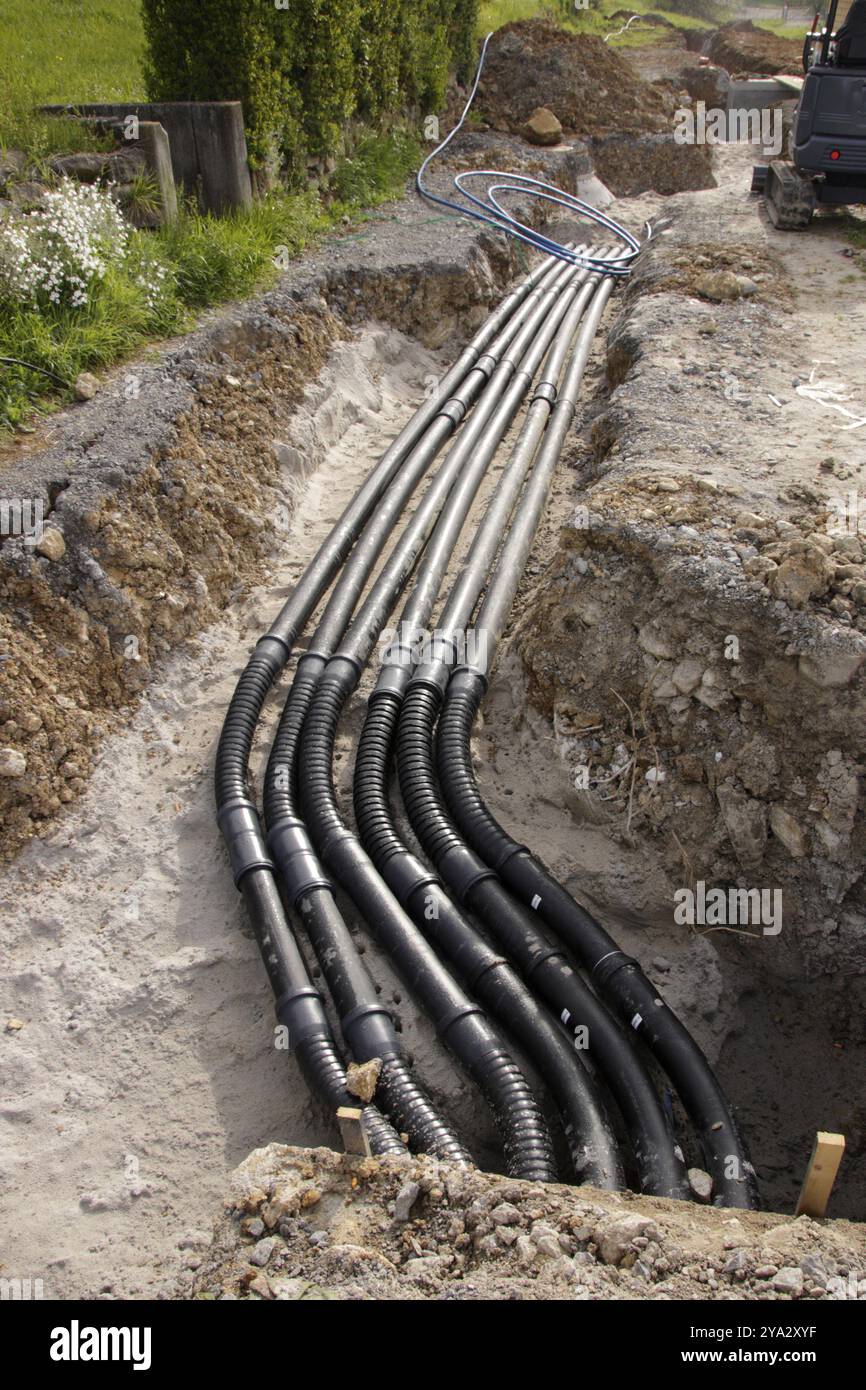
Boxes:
[795,1132,845,1218]
[138,122,178,225]
[337,1106,372,1158]
[42,101,253,215]
[189,102,253,214]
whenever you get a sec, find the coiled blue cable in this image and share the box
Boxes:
[416,31,643,277]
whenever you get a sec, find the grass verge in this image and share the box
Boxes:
[0,129,420,433]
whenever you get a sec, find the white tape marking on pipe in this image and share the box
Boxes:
[630,1013,642,1030]
[531,894,542,910]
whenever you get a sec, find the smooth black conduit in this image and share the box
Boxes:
[214,251,563,1154]
[267,260,590,1178]
[355,271,636,1189]
[291,263,604,1183]
[434,316,760,1212]
[395,278,665,1194]
[259,272,572,1165]
[395,277,690,1200]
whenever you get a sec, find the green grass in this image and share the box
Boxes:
[0,0,145,160]
[156,191,328,310]
[753,18,806,37]
[0,0,426,432]
[477,0,717,43]
[0,128,420,431]
[478,0,557,33]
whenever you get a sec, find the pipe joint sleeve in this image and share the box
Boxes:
[266,816,333,903]
[340,1001,400,1061]
[439,842,497,901]
[216,797,272,886]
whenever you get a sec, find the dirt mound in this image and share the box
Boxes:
[189,1144,866,1300]
[706,19,802,76]
[475,19,673,138]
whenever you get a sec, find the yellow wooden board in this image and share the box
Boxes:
[795,1131,846,1218]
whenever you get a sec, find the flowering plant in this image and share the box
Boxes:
[0,178,128,308]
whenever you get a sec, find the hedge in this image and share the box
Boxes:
[141,0,479,182]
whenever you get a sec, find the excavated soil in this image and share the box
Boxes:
[1,54,865,1300]
[185,1144,866,1301]
[513,144,866,1220]
[0,138,588,862]
[475,20,673,136]
[705,20,803,77]
[471,20,715,198]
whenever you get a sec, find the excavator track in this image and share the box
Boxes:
[764,159,817,230]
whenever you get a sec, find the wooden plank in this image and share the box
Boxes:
[337,1106,372,1158]
[795,1131,845,1218]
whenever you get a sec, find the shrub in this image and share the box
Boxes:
[141,0,479,176]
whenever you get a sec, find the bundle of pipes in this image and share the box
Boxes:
[215,248,759,1208]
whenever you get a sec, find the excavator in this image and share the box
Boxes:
[753,0,866,228]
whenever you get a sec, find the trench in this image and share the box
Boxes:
[2,184,865,1299]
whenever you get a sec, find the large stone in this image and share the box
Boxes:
[74,372,100,402]
[595,1214,659,1265]
[591,131,715,197]
[345,1057,381,1104]
[523,107,563,146]
[695,270,754,302]
[681,64,732,107]
[35,526,66,562]
[0,748,26,777]
[49,152,108,182]
[106,147,147,184]
[771,1265,805,1297]
[768,551,832,608]
[8,181,48,209]
[716,785,767,868]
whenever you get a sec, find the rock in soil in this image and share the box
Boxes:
[188,1145,866,1301]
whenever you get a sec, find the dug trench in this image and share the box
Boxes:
[0,140,865,1296]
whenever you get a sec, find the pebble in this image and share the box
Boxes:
[74,372,100,401]
[0,748,26,777]
[771,1266,804,1297]
[687,1168,714,1204]
[596,1215,660,1266]
[491,1201,521,1226]
[248,1236,278,1268]
[36,526,66,561]
[393,1181,420,1223]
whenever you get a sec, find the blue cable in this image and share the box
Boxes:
[416,31,643,277]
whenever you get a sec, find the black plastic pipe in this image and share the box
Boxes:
[266,261,590,1178]
[214,252,564,1154]
[392,277,690,1199]
[360,282,688,1198]
[433,294,760,1210]
[355,273,633,1189]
